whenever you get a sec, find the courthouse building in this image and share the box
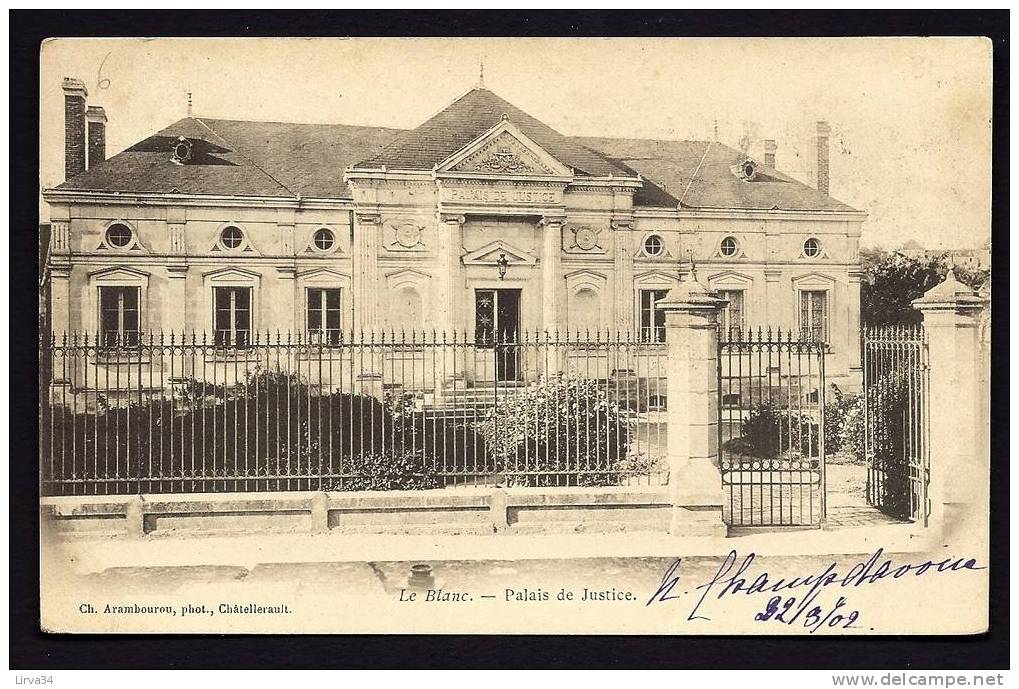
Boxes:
[44,76,866,384]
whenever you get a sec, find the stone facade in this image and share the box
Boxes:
[44,84,866,385]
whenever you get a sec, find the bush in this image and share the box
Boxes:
[824,388,865,460]
[739,403,821,458]
[472,374,641,487]
[329,450,440,491]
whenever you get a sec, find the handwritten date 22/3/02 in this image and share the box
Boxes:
[754,594,861,633]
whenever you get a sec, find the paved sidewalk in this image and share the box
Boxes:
[45,517,931,576]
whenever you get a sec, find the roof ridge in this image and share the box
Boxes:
[194,117,298,197]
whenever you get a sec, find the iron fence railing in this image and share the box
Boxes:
[862,325,930,525]
[40,331,669,496]
[718,328,828,527]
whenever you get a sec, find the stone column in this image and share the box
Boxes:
[352,212,381,334]
[540,216,565,334]
[657,271,728,537]
[912,270,989,534]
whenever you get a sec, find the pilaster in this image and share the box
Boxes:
[353,211,381,333]
[611,216,634,332]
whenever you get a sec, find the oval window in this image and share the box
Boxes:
[643,234,664,257]
[720,236,739,257]
[220,226,244,249]
[313,228,335,251]
[803,237,822,258]
[106,223,133,248]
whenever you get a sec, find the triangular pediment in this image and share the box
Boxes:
[438,120,573,178]
[87,265,151,281]
[203,267,262,282]
[462,240,538,266]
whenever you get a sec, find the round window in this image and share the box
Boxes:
[105,223,133,248]
[720,236,739,257]
[643,234,664,257]
[313,228,335,251]
[221,226,244,249]
[803,237,822,257]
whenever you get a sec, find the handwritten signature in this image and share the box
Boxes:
[646,549,983,633]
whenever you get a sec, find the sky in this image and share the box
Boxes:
[39,37,992,249]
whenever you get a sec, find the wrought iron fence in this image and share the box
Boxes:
[40,331,669,496]
[862,325,929,524]
[718,328,828,527]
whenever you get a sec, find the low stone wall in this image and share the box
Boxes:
[40,487,672,538]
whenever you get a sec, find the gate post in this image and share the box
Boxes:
[657,271,728,537]
[912,270,989,533]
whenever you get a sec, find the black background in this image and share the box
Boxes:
[9,10,1009,670]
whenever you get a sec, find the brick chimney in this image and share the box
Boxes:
[86,106,107,169]
[763,139,777,168]
[816,121,831,196]
[62,77,88,180]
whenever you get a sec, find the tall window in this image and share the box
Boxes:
[800,290,829,342]
[307,287,341,344]
[719,289,745,338]
[99,286,140,346]
[639,289,669,343]
[214,286,251,347]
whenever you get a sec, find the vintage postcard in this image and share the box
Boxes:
[37,36,992,635]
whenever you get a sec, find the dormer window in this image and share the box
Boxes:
[732,158,759,182]
[170,136,194,165]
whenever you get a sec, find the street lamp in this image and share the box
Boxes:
[497,253,509,280]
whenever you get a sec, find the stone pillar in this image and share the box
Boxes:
[352,212,381,334]
[912,270,988,534]
[846,268,863,385]
[657,271,728,537]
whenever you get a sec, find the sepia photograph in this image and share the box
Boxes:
[19,25,1001,658]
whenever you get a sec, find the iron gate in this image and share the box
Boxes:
[862,326,930,524]
[719,329,828,527]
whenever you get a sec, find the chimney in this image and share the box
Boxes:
[763,139,777,168]
[86,106,107,169]
[62,77,88,180]
[816,121,831,196]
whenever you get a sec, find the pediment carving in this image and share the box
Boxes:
[439,120,573,178]
[462,240,538,266]
[454,132,553,175]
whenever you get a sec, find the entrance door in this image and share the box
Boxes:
[475,289,521,381]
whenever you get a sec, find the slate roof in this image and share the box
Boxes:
[355,88,634,178]
[576,137,858,212]
[54,87,860,213]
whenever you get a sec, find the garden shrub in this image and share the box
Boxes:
[824,387,865,460]
[329,449,440,491]
[739,403,821,458]
[472,374,641,487]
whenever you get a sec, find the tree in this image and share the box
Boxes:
[860,248,988,326]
